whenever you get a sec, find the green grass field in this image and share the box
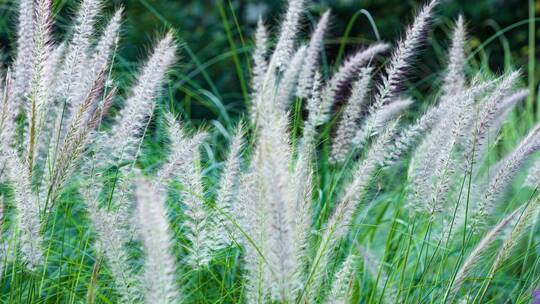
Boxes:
[0,0,539,303]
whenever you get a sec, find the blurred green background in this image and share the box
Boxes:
[0,0,538,123]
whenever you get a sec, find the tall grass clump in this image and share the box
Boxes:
[0,0,539,303]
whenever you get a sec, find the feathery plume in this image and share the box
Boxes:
[330,67,373,163]
[26,0,54,173]
[97,33,176,168]
[46,74,106,202]
[441,16,466,101]
[391,77,496,162]
[11,0,34,108]
[272,0,305,71]
[472,123,540,230]
[302,71,325,145]
[325,43,389,106]
[275,45,307,111]
[80,33,176,302]
[525,156,540,188]
[464,71,520,169]
[53,0,103,142]
[302,42,388,147]
[407,17,468,175]
[371,98,414,134]
[327,254,356,304]
[253,110,298,301]
[85,8,123,92]
[59,0,102,100]
[328,119,399,246]
[406,77,501,213]
[306,120,400,302]
[249,79,311,299]
[180,147,212,268]
[408,86,476,215]
[289,151,314,290]
[157,114,207,182]
[296,77,325,177]
[237,172,268,303]
[371,0,438,112]
[250,18,269,123]
[208,125,244,251]
[6,153,42,269]
[84,183,140,303]
[406,17,468,188]
[491,195,540,272]
[0,71,8,128]
[390,107,438,159]
[135,177,180,304]
[161,116,211,268]
[488,89,529,143]
[471,89,529,172]
[33,42,66,169]
[46,42,65,76]
[297,11,330,98]
[72,0,103,56]
[450,206,521,298]
[352,97,413,148]
[87,87,116,130]
[0,70,14,155]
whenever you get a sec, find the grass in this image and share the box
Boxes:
[0,0,539,303]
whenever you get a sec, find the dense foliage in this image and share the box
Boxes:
[0,0,539,303]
